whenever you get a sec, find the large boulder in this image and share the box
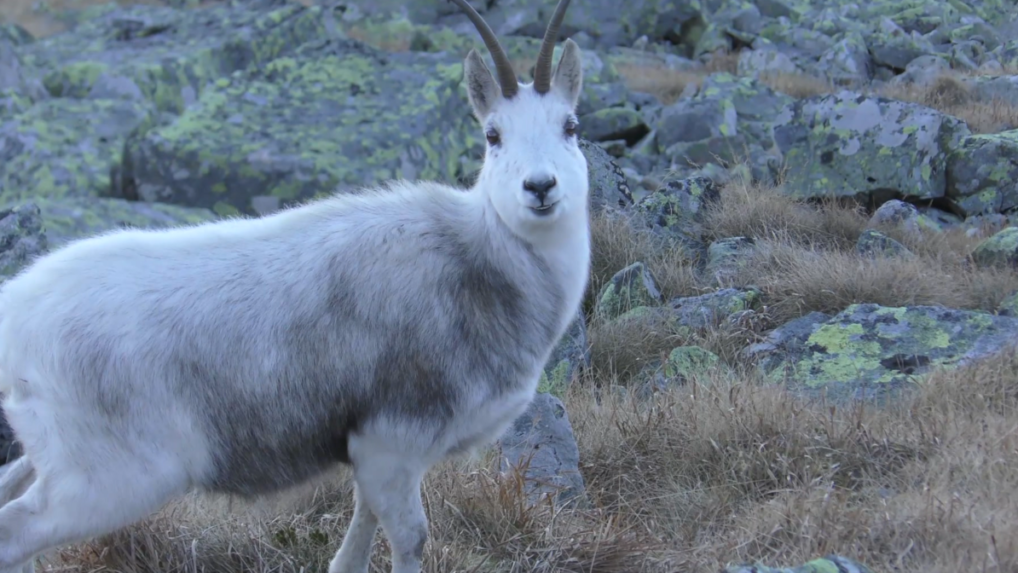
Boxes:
[946,131,1018,217]
[28,197,217,247]
[0,98,158,203]
[774,91,971,203]
[747,304,1018,403]
[113,39,480,216]
[17,1,328,115]
[497,392,586,508]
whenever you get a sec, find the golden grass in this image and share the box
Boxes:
[45,344,1018,573]
[879,74,1018,134]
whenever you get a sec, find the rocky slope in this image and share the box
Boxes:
[2,0,1018,570]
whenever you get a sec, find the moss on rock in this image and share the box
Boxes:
[114,39,479,216]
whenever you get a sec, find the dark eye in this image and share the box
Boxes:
[564,119,578,137]
[486,128,501,146]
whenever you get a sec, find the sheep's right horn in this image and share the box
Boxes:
[448,0,519,99]
[532,0,572,94]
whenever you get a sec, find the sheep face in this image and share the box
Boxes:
[466,43,588,235]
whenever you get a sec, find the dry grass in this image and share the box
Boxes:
[44,345,1018,573]
[757,71,837,99]
[879,74,1018,134]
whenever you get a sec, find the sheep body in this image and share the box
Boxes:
[0,1,588,571]
[0,179,579,496]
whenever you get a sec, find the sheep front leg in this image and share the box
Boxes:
[348,443,429,573]
[328,482,379,573]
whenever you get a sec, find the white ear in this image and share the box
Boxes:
[464,49,502,120]
[551,39,583,108]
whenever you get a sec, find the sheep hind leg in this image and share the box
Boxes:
[328,481,379,573]
[348,446,429,573]
[0,457,188,573]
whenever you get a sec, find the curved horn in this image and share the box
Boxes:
[532,0,572,94]
[448,0,519,99]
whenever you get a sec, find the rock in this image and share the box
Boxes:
[856,229,914,259]
[750,304,1018,403]
[640,345,723,397]
[971,226,1018,269]
[634,176,720,257]
[578,107,649,145]
[774,91,971,203]
[890,54,952,86]
[668,287,762,331]
[114,39,477,216]
[0,39,47,123]
[579,138,635,212]
[868,199,941,235]
[655,73,793,170]
[722,555,874,573]
[946,131,1018,217]
[497,392,586,508]
[705,236,756,286]
[997,290,1018,317]
[737,47,801,76]
[595,262,661,321]
[868,34,937,72]
[538,311,590,397]
[17,1,327,115]
[0,203,47,281]
[967,75,1018,108]
[0,24,34,47]
[1,98,158,203]
[816,32,872,86]
[27,197,217,247]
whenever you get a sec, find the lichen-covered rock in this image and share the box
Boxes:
[774,91,971,202]
[537,311,589,397]
[856,229,914,259]
[971,226,1018,269]
[868,32,937,72]
[0,202,47,281]
[997,290,1018,317]
[17,1,328,115]
[816,32,872,86]
[1,98,158,203]
[705,236,756,286]
[642,345,723,392]
[737,47,801,76]
[115,39,478,216]
[946,131,1018,217]
[27,196,217,247]
[0,24,34,47]
[578,107,649,144]
[751,303,1018,403]
[722,554,874,573]
[579,138,634,212]
[497,392,586,507]
[655,73,793,170]
[1,39,47,123]
[635,176,720,256]
[595,262,662,321]
[868,199,942,235]
[669,287,762,330]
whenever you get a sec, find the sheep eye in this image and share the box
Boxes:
[485,128,501,146]
[564,119,578,137]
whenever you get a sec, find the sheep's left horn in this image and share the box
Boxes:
[448,0,520,99]
[532,0,572,94]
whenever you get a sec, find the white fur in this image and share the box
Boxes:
[0,23,589,573]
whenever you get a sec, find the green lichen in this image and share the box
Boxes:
[595,262,662,320]
[117,43,480,215]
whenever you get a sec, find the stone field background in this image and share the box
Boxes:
[3,0,1018,571]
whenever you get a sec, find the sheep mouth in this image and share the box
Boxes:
[529,203,558,216]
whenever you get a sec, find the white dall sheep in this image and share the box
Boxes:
[0,0,588,572]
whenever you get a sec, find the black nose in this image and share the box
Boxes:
[523,176,557,200]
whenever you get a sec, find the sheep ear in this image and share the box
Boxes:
[464,48,503,120]
[551,39,583,109]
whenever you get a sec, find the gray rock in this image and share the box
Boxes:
[774,91,970,203]
[538,310,590,397]
[705,236,756,286]
[856,229,914,259]
[0,203,47,281]
[595,262,662,321]
[497,392,586,507]
[579,138,635,212]
[748,304,1018,404]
